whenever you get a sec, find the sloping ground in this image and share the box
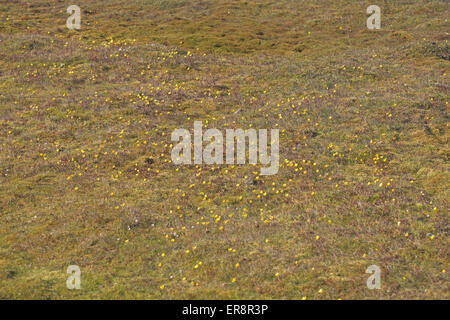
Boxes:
[0,0,448,299]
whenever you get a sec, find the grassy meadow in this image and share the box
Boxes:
[0,0,449,299]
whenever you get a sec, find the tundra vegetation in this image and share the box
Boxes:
[0,0,448,299]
